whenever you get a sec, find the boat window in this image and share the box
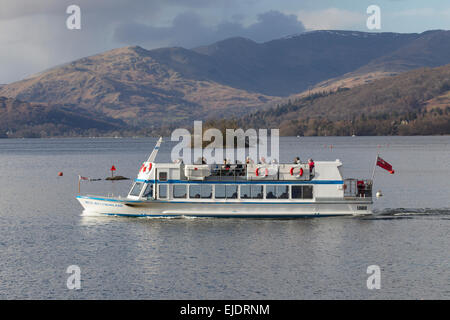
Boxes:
[158,185,167,199]
[240,185,251,199]
[159,172,168,181]
[226,185,238,199]
[266,185,277,199]
[292,186,302,199]
[266,185,289,199]
[201,185,212,199]
[303,186,313,199]
[215,185,237,199]
[189,185,201,198]
[251,185,263,199]
[292,185,313,199]
[142,184,153,199]
[173,185,187,198]
[129,182,144,197]
[277,185,289,199]
[189,184,212,199]
[215,185,226,199]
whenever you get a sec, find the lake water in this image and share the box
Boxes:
[0,136,448,299]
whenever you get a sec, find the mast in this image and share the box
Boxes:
[147,137,163,163]
[371,153,379,181]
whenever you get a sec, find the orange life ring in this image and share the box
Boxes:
[290,167,303,177]
[255,167,268,177]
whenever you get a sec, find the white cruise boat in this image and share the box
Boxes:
[77,138,373,217]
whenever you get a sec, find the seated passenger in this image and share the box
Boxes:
[267,191,276,199]
[222,159,230,170]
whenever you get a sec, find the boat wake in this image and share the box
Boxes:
[372,208,450,217]
[81,210,206,220]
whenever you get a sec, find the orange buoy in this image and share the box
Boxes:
[58,172,63,177]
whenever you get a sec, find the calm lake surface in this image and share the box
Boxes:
[0,136,448,299]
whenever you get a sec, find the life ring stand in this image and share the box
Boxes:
[290,166,304,177]
[255,167,269,177]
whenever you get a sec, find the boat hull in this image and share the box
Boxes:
[76,195,372,218]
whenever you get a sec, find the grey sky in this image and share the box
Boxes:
[0,0,449,83]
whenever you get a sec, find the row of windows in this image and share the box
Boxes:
[130,183,313,200]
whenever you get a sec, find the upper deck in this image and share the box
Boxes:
[136,160,344,183]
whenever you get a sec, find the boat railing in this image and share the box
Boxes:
[209,164,246,179]
[344,179,372,198]
[197,163,315,181]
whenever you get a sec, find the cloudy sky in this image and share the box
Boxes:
[1,0,450,83]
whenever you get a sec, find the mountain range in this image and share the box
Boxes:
[1,29,450,136]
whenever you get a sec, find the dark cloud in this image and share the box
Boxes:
[113,10,306,48]
[0,0,226,20]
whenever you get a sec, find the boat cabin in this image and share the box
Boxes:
[126,159,371,202]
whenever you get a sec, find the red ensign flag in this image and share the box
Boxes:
[376,156,395,174]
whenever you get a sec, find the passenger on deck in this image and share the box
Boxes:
[201,157,207,164]
[246,157,254,164]
[294,157,301,164]
[223,159,230,170]
[308,159,315,171]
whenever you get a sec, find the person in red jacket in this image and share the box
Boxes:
[308,159,315,176]
[308,159,315,170]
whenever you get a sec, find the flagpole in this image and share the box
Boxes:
[371,153,379,181]
[78,175,81,194]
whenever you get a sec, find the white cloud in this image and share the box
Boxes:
[296,8,365,31]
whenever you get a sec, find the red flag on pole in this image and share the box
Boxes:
[376,156,395,174]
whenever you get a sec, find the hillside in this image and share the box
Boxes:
[1,30,450,135]
[237,64,450,135]
[193,31,422,96]
[290,30,450,98]
[0,97,125,138]
[0,46,280,127]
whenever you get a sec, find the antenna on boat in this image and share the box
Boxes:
[147,137,163,163]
